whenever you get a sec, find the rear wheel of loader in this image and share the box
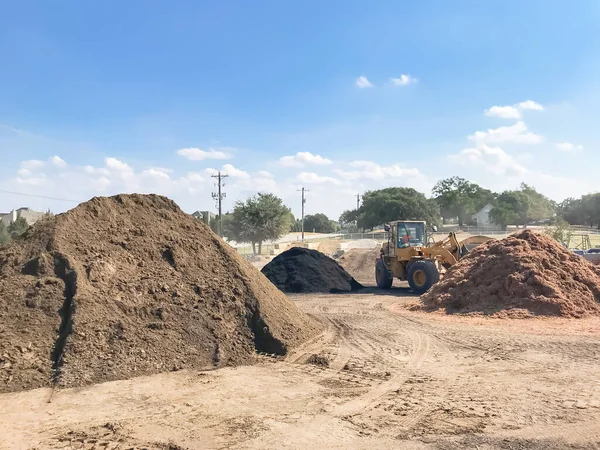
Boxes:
[376,259,393,289]
[407,260,439,294]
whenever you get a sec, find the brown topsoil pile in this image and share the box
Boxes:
[337,247,381,285]
[317,240,342,256]
[0,194,321,393]
[420,230,600,317]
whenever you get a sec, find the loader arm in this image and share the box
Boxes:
[424,232,465,269]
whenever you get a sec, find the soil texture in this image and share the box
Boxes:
[3,292,600,449]
[336,247,381,285]
[0,194,321,393]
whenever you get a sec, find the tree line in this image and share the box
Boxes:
[0,217,30,245]
[202,177,599,254]
[340,177,598,230]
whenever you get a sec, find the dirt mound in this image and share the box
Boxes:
[317,240,341,256]
[261,247,363,293]
[344,239,379,250]
[420,230,600,317]
[337,247,381,285]
[460,235,494,250]
[0,194,321,393]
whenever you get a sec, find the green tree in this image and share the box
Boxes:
[490,184,555,228]
[227,193,293,254]
[339,209,360,232]
[0,221,10,245]
[8,217,29,238]
[344,187,440,230]
[519,183,556,223]
[566,193,600,228]
[290,218,303,232]
[432,177,495,225]
[209,213,233,235]
[580,193,600,228]
[303,213,336,233]
[558,197,584,225]
[543,218,573,246]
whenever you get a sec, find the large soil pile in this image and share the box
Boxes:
[0,194,321,393]
[337,247,381,285]
[262,247,363,293]
[420,230,600,317]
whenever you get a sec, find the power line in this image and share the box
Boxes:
[0,189,80,203]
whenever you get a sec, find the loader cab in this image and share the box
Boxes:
[383,220,427,258]
[396,221,426,248]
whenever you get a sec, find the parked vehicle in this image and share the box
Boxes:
[583,248,600,265]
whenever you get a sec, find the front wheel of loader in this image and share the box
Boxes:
[376,259,393,289]
[407,260,440,294]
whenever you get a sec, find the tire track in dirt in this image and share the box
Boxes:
[293,295,469,436]
[334,328,431,417]
[337,302,468,435]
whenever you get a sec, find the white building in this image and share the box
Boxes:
[0,207,45,227]
[471,203,495,228]
[192,210,217,225]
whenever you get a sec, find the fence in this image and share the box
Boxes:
[233,231,387,256]
[233,225,600,256]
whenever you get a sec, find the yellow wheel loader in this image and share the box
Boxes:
[375,221,468,294]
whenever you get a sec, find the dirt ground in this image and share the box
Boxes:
[2,289,600,449]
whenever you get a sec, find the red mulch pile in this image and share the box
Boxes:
[420,230,600,317]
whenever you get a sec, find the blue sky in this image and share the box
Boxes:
[1,0,598,218]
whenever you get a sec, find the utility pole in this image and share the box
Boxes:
[211,171,229,237]
[355,193,361,232]
[297,187,309,241]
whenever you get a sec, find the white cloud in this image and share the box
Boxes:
[555,142,583,152]
[469,121,543,145]
[105,157,133,172]
[355,76,373,88]
[21,160,45,170]
[181,172,204,183]
[484,106,521,119]
[222,164,250,179]
[51,155,67,168]
[334,160,421,180]
[91,176,111,191]
[141,168,171,180]
[15,175,48,186]
[257,170,274,178]
[484,100,545,120]
[278,151,332,168]
[518,100,544,111]
[206,164,250,179]
[83,165,110,175]
[390,74,418,86]
[450,144,527,177]
[176,147,231,161]
[296,172,342,185]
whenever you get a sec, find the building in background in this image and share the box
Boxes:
[192,210,216,225]
[0,207,46,227]
[471,203,496,229]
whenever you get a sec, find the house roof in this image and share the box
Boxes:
[471,203,494,219]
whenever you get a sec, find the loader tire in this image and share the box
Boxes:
[407,260,439,294]
[376,259,393,289]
